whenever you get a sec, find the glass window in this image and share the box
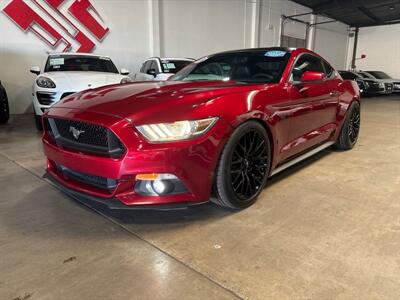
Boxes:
[291,54,324,82]
[149,60,159,74]
[161,60,193,73]
[170,50,291,83]
[322,60,334,78]
[142,60,152,73]
[45,55,118,73]
[339,71,357,80]
[367,71,392,79]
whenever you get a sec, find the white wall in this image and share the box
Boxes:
[0,0,349,115]
[346,24,400,78]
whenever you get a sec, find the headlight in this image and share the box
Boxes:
[136,117,218,142]
[120,77,132,84]
[36,77,56,88]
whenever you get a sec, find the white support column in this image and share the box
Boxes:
[148,0,162,57]
[244,0,261,48]
[307,14,316,50]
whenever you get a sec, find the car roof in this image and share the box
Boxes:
[146,57,195,61]
[48,53,111,58]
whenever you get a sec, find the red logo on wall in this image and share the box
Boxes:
[2,0,109,52]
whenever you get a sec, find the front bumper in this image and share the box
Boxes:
[44,171,206,210]
[42,108,230,208]
[33,89,76,116]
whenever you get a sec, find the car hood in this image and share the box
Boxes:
[52,80,265,123]
[41,71,126,91]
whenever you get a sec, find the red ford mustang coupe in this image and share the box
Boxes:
[42,47,360,210]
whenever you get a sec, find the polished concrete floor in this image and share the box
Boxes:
[0,96,399,300]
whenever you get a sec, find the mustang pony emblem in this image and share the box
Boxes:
[69,126,85,140]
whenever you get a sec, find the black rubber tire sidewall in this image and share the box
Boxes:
[335,101,360,150]
[0,89,9,124]
[214,121,271,209]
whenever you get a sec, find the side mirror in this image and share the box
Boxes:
[30,66,41,75]
[120,68,130,75]
[300,71,325,83]
[147,69,157,77]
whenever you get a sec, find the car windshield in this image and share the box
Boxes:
[44,55,119,73]
[358,72,375,79]
[161,60,193,73]
[169,49,291,83]
[367,71,392,79]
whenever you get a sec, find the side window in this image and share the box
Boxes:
[142,60,152,73]
[341,72,356,80]
[149,60,159,74]
[322,60,334,78]
[291,54,324,81]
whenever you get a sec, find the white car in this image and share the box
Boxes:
[30,53,131,130]
[134,57,194,81]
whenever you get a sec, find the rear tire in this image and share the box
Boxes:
[335,101,360,150]
[34,113,43,131]
[0,88,9,124]
[213,121,271,209]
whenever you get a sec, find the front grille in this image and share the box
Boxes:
[37,92,56,105]
[385,83,393,91]
[56,163,117,191]
[61,92,76,99]
[45,118,125,158]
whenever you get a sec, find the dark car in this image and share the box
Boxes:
[365,71,400,93]
[42,48,360,210]
[0,81,9,124]
[357,71,393,94]
[339,70,388,96]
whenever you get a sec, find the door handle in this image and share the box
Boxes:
[330,91,340,96]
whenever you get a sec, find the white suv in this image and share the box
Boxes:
[30,53,131,130]
[134,57,194,81]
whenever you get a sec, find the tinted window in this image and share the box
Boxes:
[45,55,118,73]
[367,71,392,79]
[291,54,324,81]
[142,60,152,73]
[170,50,291,83]
[358,72,375,79]
[161,60,193,73]
[149,60,159,74]
[340,71,357,80]
[322,60,334,78]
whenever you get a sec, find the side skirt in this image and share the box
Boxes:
[269,141,335,177]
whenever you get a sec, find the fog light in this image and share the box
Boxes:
[152,180,174,194]
[134,173,189,196]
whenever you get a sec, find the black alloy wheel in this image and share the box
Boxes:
[229,130,269,200]
[335,101,360,150]
[0,88,9,124]
[214,121,271,209]
[348,106,360,145]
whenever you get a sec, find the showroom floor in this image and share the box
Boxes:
[1,96,399,300]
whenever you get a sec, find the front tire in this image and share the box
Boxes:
[0,89,9,124]
[335,101,360,150]
[213,121,271,209]
[34,113,43,131]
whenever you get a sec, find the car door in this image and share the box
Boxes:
[283,54,338,159]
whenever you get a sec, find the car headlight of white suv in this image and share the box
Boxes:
[36,77,56,88]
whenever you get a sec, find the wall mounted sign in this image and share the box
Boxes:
[2,0,110,52]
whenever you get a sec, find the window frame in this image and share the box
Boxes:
[288,53,325,83]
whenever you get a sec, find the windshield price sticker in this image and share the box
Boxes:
[49,58,65,66]
[264,50,287,57]
[163,63,176,69]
